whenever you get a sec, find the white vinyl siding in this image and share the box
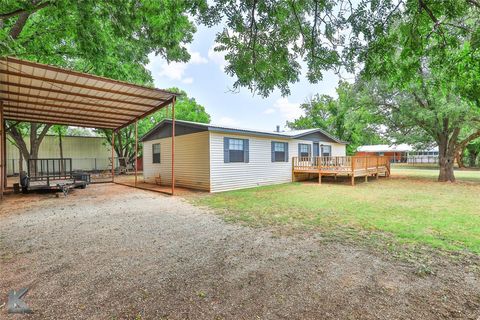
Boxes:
[330,143,346,156]
[210,133,347,192]
[142,131,210,191]
[211,133,306,192]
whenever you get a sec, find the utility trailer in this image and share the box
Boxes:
[20,158,90,195]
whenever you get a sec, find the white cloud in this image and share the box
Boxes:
[182,77,194,84]
[157,62,188,81]
[263,108,275,114]
[208,45,227,72]
[152,45,207,84]
[190,51,208,64]
[216,116,240,127]
[271,97,303,121]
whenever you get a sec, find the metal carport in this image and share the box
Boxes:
[0,57,178,199]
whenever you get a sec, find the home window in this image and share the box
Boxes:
[224,138,249,163]
[321,145,332,157]
[152,143,160,163]
[272,142,288,162]
[299,144,310,158]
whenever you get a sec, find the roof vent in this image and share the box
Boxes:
[276,125,280,132]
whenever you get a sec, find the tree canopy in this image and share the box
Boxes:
[1,0,479,182]
[1,0,206,83]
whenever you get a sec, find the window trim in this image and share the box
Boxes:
[321,144,332,157]
[152,143,160,164]
[298,143,311,158]
[224,137,249,163]
[271,141,289,162]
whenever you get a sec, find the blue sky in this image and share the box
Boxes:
[147,25,345,131]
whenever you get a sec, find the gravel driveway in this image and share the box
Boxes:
[0,184,479,319]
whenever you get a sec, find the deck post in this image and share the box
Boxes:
[291,157,295,182]
[376,156,379,179]
[171,96,176,196]
[318,156,321,184]
[364,156,368,182]
[134,120,138,187]
[351,156,355,186]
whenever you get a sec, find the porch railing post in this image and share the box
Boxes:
[364,156,368,182]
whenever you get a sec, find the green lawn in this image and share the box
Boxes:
[194,168,480,254]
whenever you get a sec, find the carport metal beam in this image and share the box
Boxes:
[171,97,176,196]
[0,102,4,200]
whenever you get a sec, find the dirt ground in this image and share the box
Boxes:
[0,184,479,319]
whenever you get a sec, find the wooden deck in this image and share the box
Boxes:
[292,156,390,186]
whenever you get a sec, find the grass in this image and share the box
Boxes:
[194,167,480,254]
[392,165,480,182]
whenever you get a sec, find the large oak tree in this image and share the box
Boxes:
[351,1,480,182]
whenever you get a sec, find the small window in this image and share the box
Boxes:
[152,143,160,163]
[299,144,310,158]
[272,141,288,162]
[321,145,332,157]
[228,138,245,162]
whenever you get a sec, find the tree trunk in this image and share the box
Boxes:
[19,149,23,173]
[456,149,465,168]
[438,138,456,182]
[7,122,51,175]
[58,130,64,174]
[469,151,479,167]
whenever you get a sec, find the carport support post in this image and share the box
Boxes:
[111,129,115,183]
[135,120,138,187]
[0,102,4,200]
[171,97,176,196]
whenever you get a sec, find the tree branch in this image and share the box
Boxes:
[0,1,51,20]
[456,130,480,152]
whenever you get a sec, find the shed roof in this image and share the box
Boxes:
[141,119,347,144]
[0,57,176,130]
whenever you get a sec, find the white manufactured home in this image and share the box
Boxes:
[141,120,347,192]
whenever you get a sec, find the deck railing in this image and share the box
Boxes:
[292,156,391,186]
[293,156,391,172]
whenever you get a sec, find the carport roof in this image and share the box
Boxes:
[0,57,176,130]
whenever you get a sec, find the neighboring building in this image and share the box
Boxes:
[356,144,439,163]
[6,135,111,175]
[141,120,347,192]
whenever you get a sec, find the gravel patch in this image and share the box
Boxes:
[0,184,479,319]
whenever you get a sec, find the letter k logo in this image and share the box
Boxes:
[7,288,32,314]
